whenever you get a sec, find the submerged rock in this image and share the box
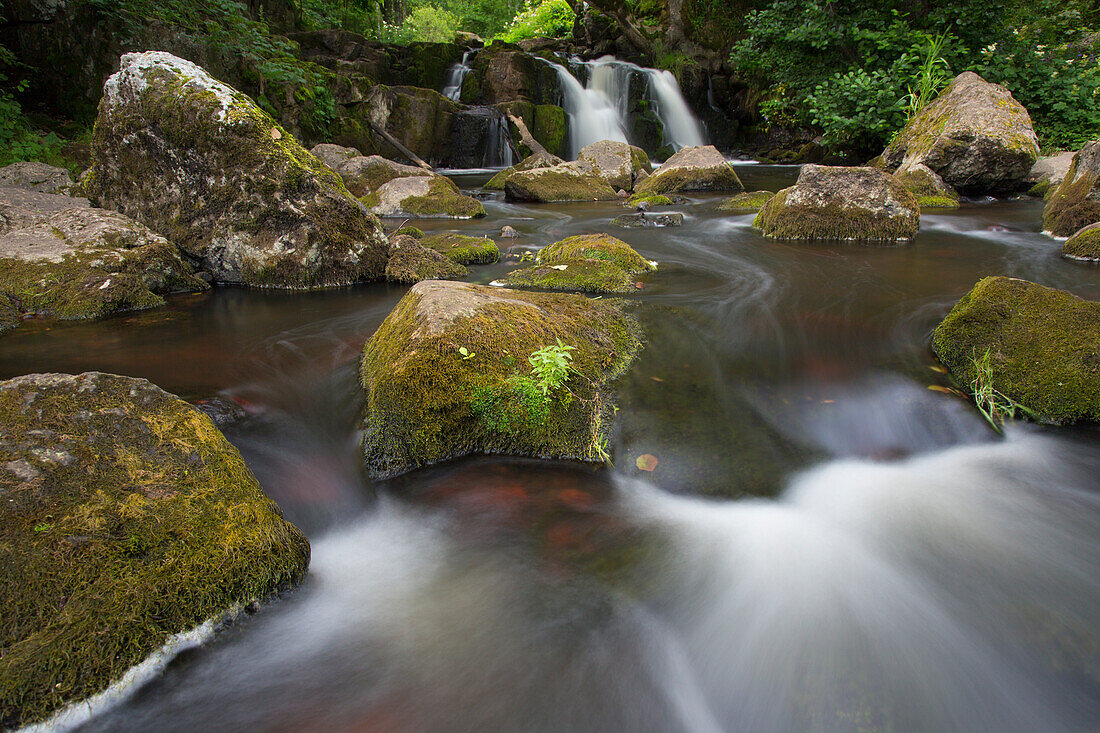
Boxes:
[0,188,207,327]
[504,162,619,202]
[884,72,1039,194]
[84,52,388,289]
[716,191,775,212]
[577,140,652,192]
[895,163,960,208]
[610,212,684,228]
[1063,222,1100,262]
[1043,141,1100,237]
[420,232,500,265]
[497,233,656,294]
[360,280,642,478]
[754,165,920,242]
[631,145,743,199]
[385,234,467,283]
[0,162,74,194]
[931,277,1100,423]
[0,372,309,727]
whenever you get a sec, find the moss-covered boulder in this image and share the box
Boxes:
[324,154,431,197]
[497,233,656,294]
[631,145,743,199]
[1043,141,1100,237]
[895,162,960,208]
[420,232,500,265]
[577,140,652,192]
[883,72,1039,194]
[483,150,563,190]
[0,372,309,727]
[308,143,362,172]
[932,277,1100,423]
[367,175,486,219]
[1063,222,1100,262]
[754,165,920,241]
[0,188,208,328]
[1027,151,1076,198]
[84,52,388,289]
[504,162,619,202]
[716,190,775,212]
[360,280,642,478]
[385,234,467,283]
[0,162,74,195]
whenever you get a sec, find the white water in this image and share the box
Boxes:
[442,50,472,101]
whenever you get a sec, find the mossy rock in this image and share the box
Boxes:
[0,162,74,195]
[577,140,652,192]
[716,191,775,212]
[367,175,485,219]
[420,232,500,265]
[632,145,743,198]
[385,234,467,283]
[754,165,920,242]
[1063,222,1100,262]
[539,233,654,272]
[931,277,1100,423]
[895,163,960,209]
[532,104,567,159]
[484,150,566,191]
[84,52,388,289]
[627,194,675,206]
[497,234,656,294]
[883,72,1039,194]
[394,226,424,239]
[331,155,432,198]
[0,372,310,727]
[359,281,643,478]
[0,296,20,334]
[1043,141,1100,237]
[504,163,619,202]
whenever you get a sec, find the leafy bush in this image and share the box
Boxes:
[806,68,907,151]
[496,0,575,43]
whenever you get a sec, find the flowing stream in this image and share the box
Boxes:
[4,166,1100,732]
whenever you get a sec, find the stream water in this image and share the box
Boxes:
[5,165,1100,732]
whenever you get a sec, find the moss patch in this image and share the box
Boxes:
[632,163,743,197]
[504,167,618,202]
[484,167,515,190]
[401,177,486,219]
[1043,153,1100,237]
[385,235,467,283]
[716,191,775,212]
[394,226,424,239]
[0,256,164,322]
[499,234,656,295]
[895,167,960,209]
[1063,222,1100,262]
[627,193,674,206]
[0,372,309,727]
[539,234,654,272]
[420,233,500,265]
[359,282,643,478]
[931,277,1100,423]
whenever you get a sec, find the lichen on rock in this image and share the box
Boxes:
[754,165,920,242]
[931,277,1100,423]
[631,145,743,199]
[360,281,643,478]
[0,372,310,727]
[84,51,388,289]
[0,162,74,195]
[1043,141,1100,237]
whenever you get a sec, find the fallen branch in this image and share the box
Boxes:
[368,121,433,171]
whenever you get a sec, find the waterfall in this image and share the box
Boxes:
[541,54,707,159]
[483,111,516,168]
[442,51,472,101]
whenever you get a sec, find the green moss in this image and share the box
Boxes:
[484,166,515,190]
[895,167,960,209]
[0,296,20,335]
[1043,157,1100,237]
[504,168,618,202]
[498,261,640,294]
[627,193,674,206]
[716,191,775,212]
[386,236,468,283]
[0,373,309,726]
[359,283,643,478]
[630,146,653,176]
[401,177,486,218]
[0,256,164,322]
[632,163,743,197]
[420,233,500,265]
[394,226,425,239]
[539,234,655,273]
[341,160,429,198]
[1063,223,1100,261]
[532,105,567,159]
[754,187,919,241]
[931,276,1100,423]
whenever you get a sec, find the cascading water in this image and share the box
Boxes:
[442,51,472,101]
[539,57,629,157]
[482,111,515,168]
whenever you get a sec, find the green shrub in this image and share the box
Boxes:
[496,0,575,43]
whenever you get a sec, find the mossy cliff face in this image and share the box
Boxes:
[895,163,960,209]
[884,72,1039,195]
[84,52,388,289]
[577,140,652,192]
[631,145,743,198]
[420,233,500,265]
[0,188,208,329]
[1043,141,1100,237]
[385,234,467,283]
[504,162,619,202]
[0,372,309,727]
[497,233,656,294]
[1063,222,1100,262]
[360,281,643,478]
[931,277,1100,423]
[754,165,920,242]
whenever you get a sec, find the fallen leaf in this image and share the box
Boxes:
[636,454,658,472]
[270,127,282,140]
[822,399,835,404]
[650,376,663,382]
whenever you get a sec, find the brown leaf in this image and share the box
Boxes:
[635,454,658,472]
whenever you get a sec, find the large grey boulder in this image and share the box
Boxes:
[483,150,564,190]
[754,165,920,241]
[884,72,1039,194]
[577,140,652,191]
[0,162,74,194]
[84,52,388,289]
[504,161,618,202]
[1028,152,1076,195]
[631,145,743,198]
[1043,141,1100,237]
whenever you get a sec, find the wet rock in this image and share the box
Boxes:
[84,52,388,288]
[577,140,652,191]
[0,188,207,327]
[932,277,1100,423]
[0,162,74,194]
[895,162,960,208]
[386,234,467,283]
[420,232,500,265]
[1063,222,1100,262]
[0,371,309,727]
[1027,151,1076,197]
[884,72,1039,194]
[454,31,483,47]
[497,233,656,294]
[1043,141,1100,237]
[610,212,683,228]
[716,190,775,213]
[484,150,564,190]
[309,142,362,171]
[360,280,642,478]
[318,153,484,219]
[754,165,919,242]
[500,225,519,238]
[631,145,743,199]
[504,162,619,202]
